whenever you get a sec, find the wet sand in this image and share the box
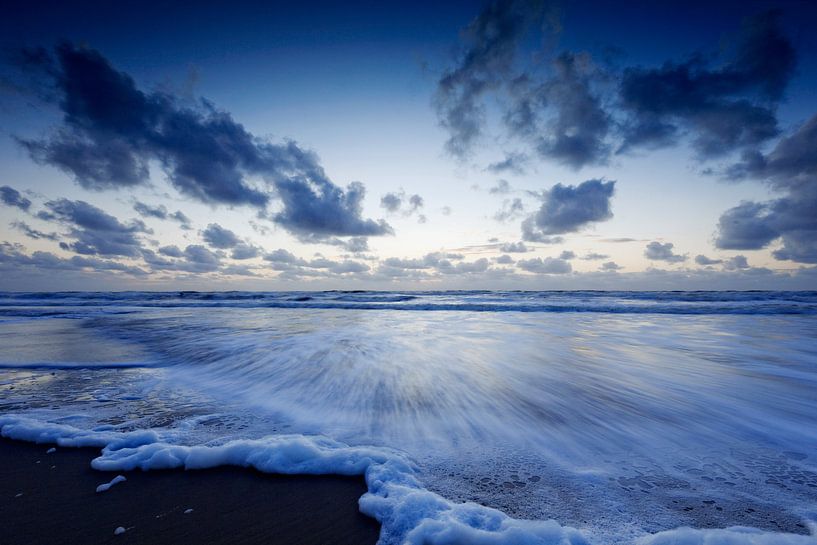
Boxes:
[0,437,380,544]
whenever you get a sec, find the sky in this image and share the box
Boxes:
[1,0,816,290]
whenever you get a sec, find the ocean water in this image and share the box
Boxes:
[1,291,816,544]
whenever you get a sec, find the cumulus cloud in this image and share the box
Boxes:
[499,241,529,253]
[581,252,609,260]
[695,254,723,266]
[272,179,391,237]
[0,242,146,277]
[230,244,259,260]
[262,249,369,276]
[715,114,817,263]
[381,251,464,271]
[133,201,192,229]
[200,223,261,260]
[600,261,622,271]
[517,256,572,274]
[723,255,750,271]
[495,254,514,264]
[181,244,221,272]
[644,241,687,263]
[158,245,183,258]
[559,250,575,260]
[14,43,389,239]
[36,198,148,257]
[619,11,795,157]
[522,179,615,240]
[0,186,31,211]
[201,223,240,249]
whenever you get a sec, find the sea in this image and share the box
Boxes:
[1,291,816,544]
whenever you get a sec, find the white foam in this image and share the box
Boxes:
[1,414,814,545]
[96,475,127,493]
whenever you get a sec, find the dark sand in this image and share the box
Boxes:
[0,438,380,545]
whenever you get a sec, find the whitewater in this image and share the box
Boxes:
[1,291,816,544]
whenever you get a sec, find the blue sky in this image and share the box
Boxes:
[1,0,816,290]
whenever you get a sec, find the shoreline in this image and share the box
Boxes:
[0,437,380,544]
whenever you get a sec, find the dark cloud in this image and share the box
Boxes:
[273,179,391,237]
[619,11,795,157]
[133,201,168,219]
[169,210,192,229]
[522,179,615,240]
[726,114,817,188]
[202,223,240,249]
[517,256,572,274]
[133,201,192,229]
[714,115,817,263]
[723,255,750,271]
[10,221,59,241]
[644,241,687,263]
[37,198,148,257]
[436,1,610,168]
[434,0,544,158]
[14,43,388,238]
[507,52,611,169]
[199,223,260,260]
[695,254,723,266]
[158,245,183,258]
[0,185,31,211]
[437,6,798,171]
[485,152,528,175]
[716,202,779,250]
[182,244,221,272]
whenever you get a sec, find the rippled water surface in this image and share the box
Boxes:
[1,291,816,542]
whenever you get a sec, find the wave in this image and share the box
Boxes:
[0,415,813,545]
[0,290,816,315]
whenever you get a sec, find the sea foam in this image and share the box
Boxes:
[1,415,814,545]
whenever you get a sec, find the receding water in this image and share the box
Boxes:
[1,291,816,543]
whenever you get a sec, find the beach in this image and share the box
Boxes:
[0,437,378,544]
